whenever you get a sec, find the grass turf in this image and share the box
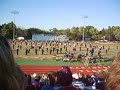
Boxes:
[15,59,112,66]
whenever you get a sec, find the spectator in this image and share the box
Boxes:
[41,71,57,90]
[90,74,98,85]
[105,52,120,90]
[25,75,35,90]
[15,64,27,90]
[72,73,85,89]
[31,73,41,90]
[0,34,26,90]
[79,74,86,84]
[84,74,92,86]
[95,71,107,90]
[57,66,82,90]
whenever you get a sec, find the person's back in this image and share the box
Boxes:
[26,84,35,90]
[25,75,35,90]
[41,71,57,90]
[105,52,120,90]
[57,66,82,90]
[72,81,85,89]
[60,86,82,90]
[96,81,105,90]
[41,85,54,90]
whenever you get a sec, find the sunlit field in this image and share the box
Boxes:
[12,41,120,66]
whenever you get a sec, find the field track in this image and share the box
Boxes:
[20,65,110,75]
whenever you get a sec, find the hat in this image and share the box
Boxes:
[32,73,37,77]
[91,75,95,78]
[72,73,79,79]
[31,73,38,78]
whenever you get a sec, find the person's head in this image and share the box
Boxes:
[105,52,120,90]
[0,34,15,68]
[0,34,11,50]
[97,71,108,81]
[57,66,73,86]
[106,73,120,90]
[26,74,32,84]
[112,51,120,63]
[86,74,91,79]
[43,71,57,86]
[72,73,79,81]
[32,73,41,82]
[14,64,26,90]
[0,34,26,90]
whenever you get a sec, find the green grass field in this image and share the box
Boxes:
[15,59,112,66]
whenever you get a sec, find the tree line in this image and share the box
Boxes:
[0,22,120,41]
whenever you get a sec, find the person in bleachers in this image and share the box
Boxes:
[31,73,41,90]
[84,74,92,86]
[79,74,86,84]
[90,74,98,86]
[25,75,35,90]
[95,71,106,90]
[41,71,57,90]
[72,73,85,89]
[0,34,26,90]
[105,52,120,90]
[56,66,82,90]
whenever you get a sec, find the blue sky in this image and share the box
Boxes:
[0,0,120,30]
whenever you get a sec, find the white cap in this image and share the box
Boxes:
[32,73,37,78]
[72,73,79,79]
[91,75,95,78]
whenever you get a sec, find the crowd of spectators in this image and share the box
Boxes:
[24,66,107,90]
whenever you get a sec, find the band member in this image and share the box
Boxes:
[35,48,38,55]
[16,47,19,55]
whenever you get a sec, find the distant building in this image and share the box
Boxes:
[52,35,69,41]
[32,34,69,41]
